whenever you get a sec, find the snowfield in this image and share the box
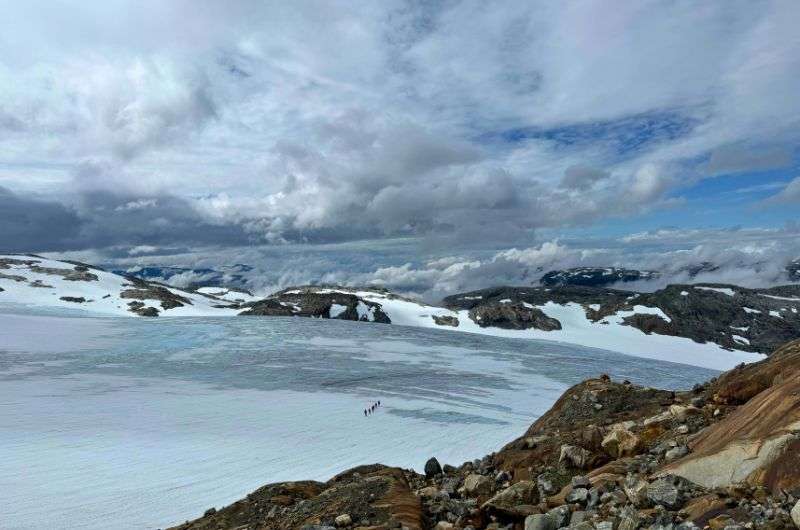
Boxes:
[0,255,238,317]
[347,291,764,370]
[0,255,766,370]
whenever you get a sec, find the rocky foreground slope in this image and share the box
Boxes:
[171,340,800,530]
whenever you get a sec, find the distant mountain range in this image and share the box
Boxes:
[3,254,799,369]
[110,264,254,290]
[115,260,800,295]
[539,261,799,288]
[539,267,659,287]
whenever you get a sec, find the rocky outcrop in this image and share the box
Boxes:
[445,283,800,355]
[59,296,87,303]
[120,277,193,313]
[662,340,800,492]
[0,254,245,317]
[1,256,99,282]
[432,315,459,327]
[240,286,391,324]
[469,301,561,331]
[175,340,800,529]
[170,464,423,530]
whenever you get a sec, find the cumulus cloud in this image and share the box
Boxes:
[0,1,798,260]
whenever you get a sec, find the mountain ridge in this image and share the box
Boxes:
[3,254,799,369]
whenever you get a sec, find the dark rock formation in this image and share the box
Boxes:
[432,315,459,327]
[240,287,391,324]
[540,267,659,287]
[425,457,443,478]
[59,296,87,303]
[469,301,561,331]
[120,278,192,311]
[126,300,160,317]
[445,283,800,354]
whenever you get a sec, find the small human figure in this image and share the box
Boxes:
[364,409,367,417]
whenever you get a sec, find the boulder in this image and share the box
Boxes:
[425,457,442,478]
[565,487,589,504]
[536,473,556,498]
[417,486,438,498]
[646,476,684,509]
[669,404,702,421]
[524,513,556,530]
[334,513,351,527]
[623,474,649,507]
[482,481,538,517]
[559,444,590,469]
[602,427,641,458]
[617,505,641,530]
[460,473,493,496]
[546,505,570,528]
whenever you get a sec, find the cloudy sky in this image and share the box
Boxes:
[1,1,799,298]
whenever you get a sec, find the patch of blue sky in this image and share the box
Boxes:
[579,168,800,242]
[478,110,699,157]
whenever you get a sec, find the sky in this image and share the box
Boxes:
[1,1,799,299]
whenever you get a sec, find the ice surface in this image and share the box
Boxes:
[0,309,718,530]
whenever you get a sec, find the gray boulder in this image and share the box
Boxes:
[425,457,442,478]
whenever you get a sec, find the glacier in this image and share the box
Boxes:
[0,309,717,530]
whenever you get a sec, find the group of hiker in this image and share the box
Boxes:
[364,400,381,416]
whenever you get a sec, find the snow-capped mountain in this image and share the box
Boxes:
[111,264,254,291]
[539,267,659,287]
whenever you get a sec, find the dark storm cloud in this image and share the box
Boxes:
[0,186,254,253]
[72,191,253,249]
[0,187,82,252]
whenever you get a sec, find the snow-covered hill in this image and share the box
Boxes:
[3,255,791,369]
[0,255,238,317]
[243,285,768,370]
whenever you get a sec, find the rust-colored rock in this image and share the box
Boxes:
[662,340,800,492]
